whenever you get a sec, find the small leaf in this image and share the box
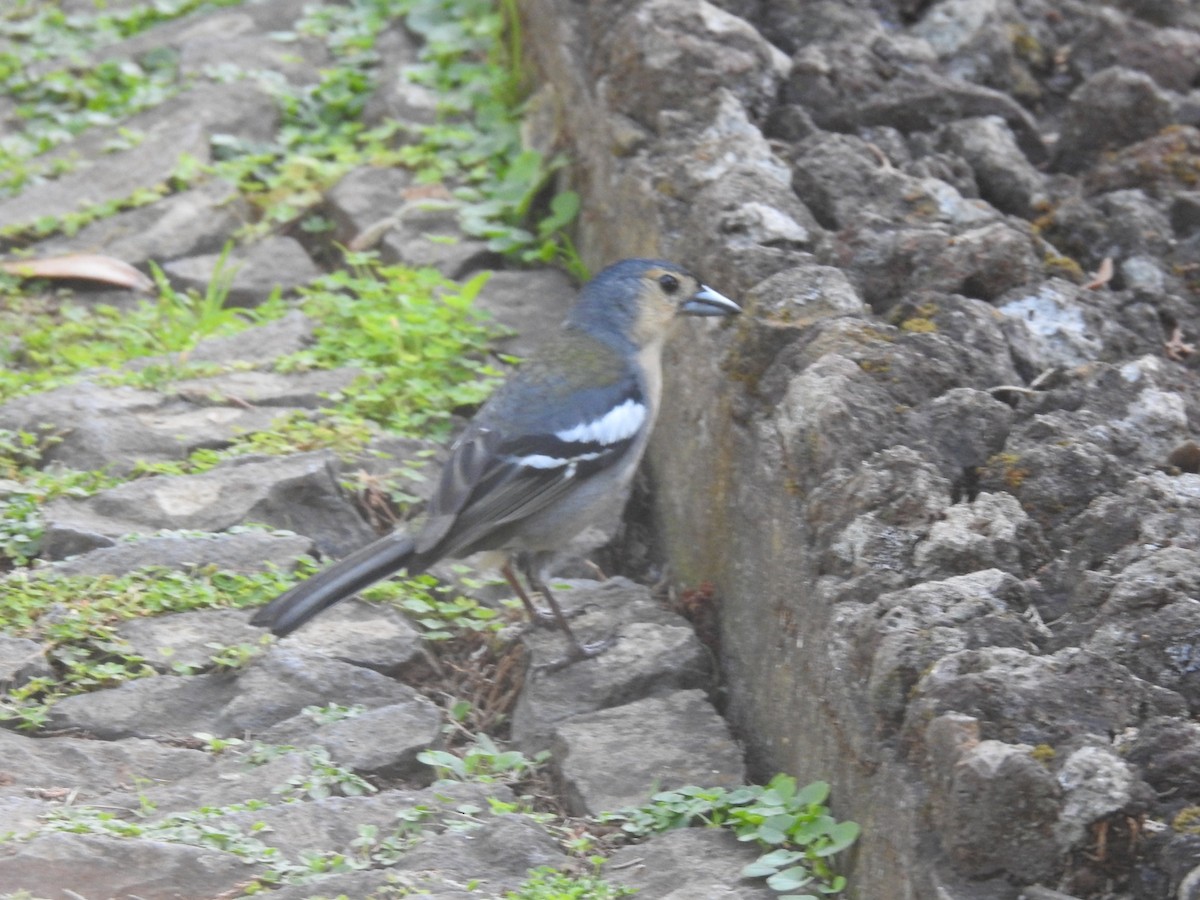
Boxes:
[757,848,805,867]
[742,861,782,878]
[794,780,830,807]
[815,821,861,856]
[756,823,788,845]
[766,866,814,892]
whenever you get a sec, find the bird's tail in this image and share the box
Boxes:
[250,532,418,636]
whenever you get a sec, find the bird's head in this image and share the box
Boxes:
[569,258,740,349]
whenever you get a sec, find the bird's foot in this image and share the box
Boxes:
[525,603,588,629]
[534,632,618,674]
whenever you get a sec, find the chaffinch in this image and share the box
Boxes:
[251,258,740,667]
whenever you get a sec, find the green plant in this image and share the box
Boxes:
[417,733,548,784]
[0,0,249,199]
[198,0,410,237]
[0,259,283,405]
[601,776,858,898]
[0,458,122,565]
[269,745,378,800]
[362,572,502,640]
[206,637,270,671]
[192,732,246,754]
[285,253,500,437]
[397,0,584,275]
[504,864,636,900]
[303,702,368,725]
[36,796,277,861]
[0,563,310,728]
[129,412,381,481]
[350,807,436,864]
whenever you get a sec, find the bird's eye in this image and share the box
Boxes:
[658,274,680,294]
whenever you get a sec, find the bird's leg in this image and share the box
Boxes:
[501,557,588,628]
[524,568,617,671]
[501,560,558,628]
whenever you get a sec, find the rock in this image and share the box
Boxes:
[791,131,990,231]
[905,646,1187,747]
[551,690,745,816]
[936,740,1064,882]
[852,569,1037,729]
[1183,866,1200,900]
[0,832,250,900]
[93,743,316,819]
[757,0,883,53]
[598,0,790,128]
[686,163,825,296]
[606,828,776,899]
[324,165,414,245]
[510,579,713,752]
[29,179,251,267]
[1053,68,1171,175]
[261,695,442,778]
[913,492,1046,578]
[908,0,1048,101]
[378,200,499,278]
[40,451,375,560]
[214,793,406,857]
[182,309,317,365]
[46,529,314,577]
[274,597,424,676]
[0,635,51,691]
[161,235,321,307]
[210,781,497,862]
[0,382,176,474]
[941,222,1045,301]
[1170,192,1200,236]
[996,280,1107,372]
[732,264,867,374]
[1095,189,1176,261]
[46,671,236,739]
[1084,125,1200,198]
[217,646,425,735]
[784,38,1046,162]
[1053,745,1136,847]
[902,388,1015,486]
[939,116,1046,216]
[115,607,268,673]
[178,20,327,84]
[47,646,423,739]
[1084,599,1200,715]
[1123,717,1200,798]
[361,24,431,126]
[749,263,867,324]
[170,368,362,410]
[120,310,319,373]
[0,82,278,234]
[0,729,211,804]
[473,268,577,359]
[387,814,568,895]
[1068,8,1200,92]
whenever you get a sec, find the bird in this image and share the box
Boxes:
[251,258,740,667]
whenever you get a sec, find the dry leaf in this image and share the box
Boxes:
[1164,324,1195,361]
[1083,257,1113,290]
[0,253,154,292]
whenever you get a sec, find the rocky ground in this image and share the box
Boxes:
[0,1,770,898]
[5,0,1200,899]
[518,0,1200,898]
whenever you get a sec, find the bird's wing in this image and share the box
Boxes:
[414,388,645,559]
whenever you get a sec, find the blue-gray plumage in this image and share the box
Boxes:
[251,258,739,667]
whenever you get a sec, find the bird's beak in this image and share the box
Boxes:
[680,284,741,317]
